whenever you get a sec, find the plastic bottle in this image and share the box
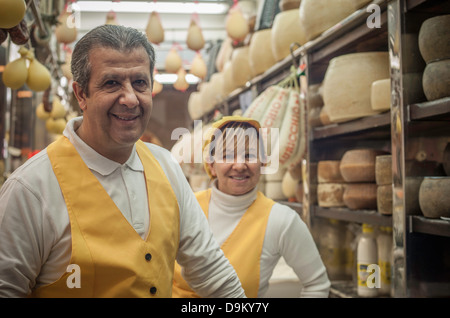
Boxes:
[377,226,393,296]
[357,223,378,297]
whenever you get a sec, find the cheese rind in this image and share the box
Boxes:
[343,183,377,210]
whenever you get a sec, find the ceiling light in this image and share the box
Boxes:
[75,1,229,14]
[155,73,200,84]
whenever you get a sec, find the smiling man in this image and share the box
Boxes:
[0,25,245,298]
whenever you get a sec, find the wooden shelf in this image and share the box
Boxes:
[313,206,392,227]
[408,97,450,121]
[409,215,450,237]
[312,112,391,140]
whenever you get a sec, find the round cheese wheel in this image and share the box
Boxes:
[323,52,390,123]
[418,15,450,64]
[423,59,450,101]
[318,160,345,183]
[371,78,391,111]
[271,9,306,62]
[375,155,392,185]
[317,183,346,207]
[377,184,392,215]
[249,29,276,77]
[343,183,377,210]
[419,177,450,218]
[340,149,386,183]
[231,46,252,88]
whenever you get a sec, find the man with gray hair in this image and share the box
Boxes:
[0,25,245,298]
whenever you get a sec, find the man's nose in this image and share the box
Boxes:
[119,83,139,108]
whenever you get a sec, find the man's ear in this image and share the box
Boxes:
[72,82,87,111]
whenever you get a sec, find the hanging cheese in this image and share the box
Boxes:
[173,68,189,92]
[317,183,346,207]
[146,11,164,45]
[36,102,51,120]
[318,160,345,183]
[231,46,252,88]
[2,47,28,89]
[375,155,392,186]
[46,117,67,135]
[248,29,276,77]
[55,10,78,44]
[209,72,226,105]
[152,79,163,97]
[190,53,207,79]
[377,184,393,215]
[105,10,118,25]
[225,5,249,43]
[50,96,66,119]
[61,51,72,81]
[340,149,386,183]
[343,183,377,210]
[0,0,26,29]
[26,51,51,92]
[200,81,215,114]
[243,86,282,122]
[271,9,306,62]
[260,86,290,129]
[323,52,390,123]
[186,19,205,51]
[165,47,182,73]
[371,79,391,111]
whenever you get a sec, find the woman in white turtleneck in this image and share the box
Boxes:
[172,116,330,298]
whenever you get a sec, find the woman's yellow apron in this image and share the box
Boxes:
[172,188,274,298]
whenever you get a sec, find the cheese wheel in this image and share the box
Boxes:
[318,160,345,183]
[418,15,450,64]
[317,183,346,207]
[323,52,389,123]
[377,185,393,215]
[375,155,392,185]
[248,29,276,77]
[371,78,391,111]
[422,59,450,101]
[231,46,252,88]
[340,149,386,183]
[419,177,450,218]
[271,9,306,62]
[343,183,377,210]
[282,170,299,198]
[265,181,287,200]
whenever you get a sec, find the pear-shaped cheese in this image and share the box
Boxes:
[146,11,164,45]
[0,0,26,29]
[186,20,205,51]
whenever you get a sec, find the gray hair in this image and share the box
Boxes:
[71,24,156,96]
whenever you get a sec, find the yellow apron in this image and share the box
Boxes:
[172,188,274,298]
[32,137,179,298]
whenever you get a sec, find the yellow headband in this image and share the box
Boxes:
[202,116,261,179]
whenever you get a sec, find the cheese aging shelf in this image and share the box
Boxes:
[199,0,449,297]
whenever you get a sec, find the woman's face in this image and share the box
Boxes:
[207,128,262,196]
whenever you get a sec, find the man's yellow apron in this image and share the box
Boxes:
[172,188,274,298]
[32,137,179,297]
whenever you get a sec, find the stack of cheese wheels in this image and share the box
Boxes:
[231,46,252,88]
[323,52,390,123]
[317,160,346,207]
[371,79,391,112]
[340,149,386,210]
[418,15,450,101]
[375,155,393,215]
[248,29,276,77]
[265,168,287,200]
[271,9,307,62]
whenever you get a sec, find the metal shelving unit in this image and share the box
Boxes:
[199,0,450,298]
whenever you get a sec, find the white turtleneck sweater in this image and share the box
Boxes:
[207,180,331,298]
